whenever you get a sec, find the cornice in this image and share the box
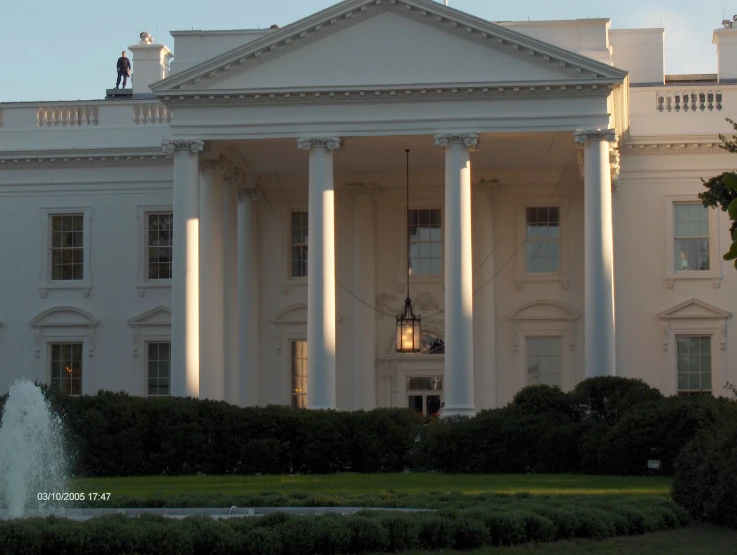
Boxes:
[0,148,172,169]
[162,83,612,108]
[152,0,625,94]
[622,137,725,156]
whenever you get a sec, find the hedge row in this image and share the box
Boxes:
[1,377,733,477]
[0,500,689,555]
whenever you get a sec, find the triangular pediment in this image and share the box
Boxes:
[30,307,98,328]
[509,301,580,321]
[658,298,731,320]
[153,0,626,95]
[272,303,343,325]
[128,306,172,327]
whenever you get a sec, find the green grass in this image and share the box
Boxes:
[397,524,737,555]
[71,473,671,500]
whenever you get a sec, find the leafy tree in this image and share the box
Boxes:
[699,118,737,268]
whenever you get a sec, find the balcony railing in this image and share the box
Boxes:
[656,91,722,113]
[133,104,171,125]
[36,106,99,127]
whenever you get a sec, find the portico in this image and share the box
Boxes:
[152,0,627,411]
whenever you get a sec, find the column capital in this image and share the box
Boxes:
[574,129,616,144]
[297,137,342,151]
[434,133,480,150]
[162,139,205,155]
[238,188,262,201]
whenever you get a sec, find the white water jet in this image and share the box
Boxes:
[0,380,68,517]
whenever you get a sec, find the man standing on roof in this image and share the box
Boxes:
[116,51,131,89]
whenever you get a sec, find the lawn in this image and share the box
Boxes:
[398,524,737,555]
[72,473,670,500]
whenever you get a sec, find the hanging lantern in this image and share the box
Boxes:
[396,297,421,353]
[396,148,421,353]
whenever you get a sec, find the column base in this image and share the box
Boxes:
[438,405,477,419]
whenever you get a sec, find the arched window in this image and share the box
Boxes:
[421,331,445,354]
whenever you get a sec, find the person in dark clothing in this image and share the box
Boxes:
[116,51,131,89]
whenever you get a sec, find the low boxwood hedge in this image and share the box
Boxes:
[0,498,689,555]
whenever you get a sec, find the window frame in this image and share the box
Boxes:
[137,206,174,296]
[397,203,444,286]
[283,202,309,286]
[664,196,721,288]
[289,339,308,409]
[525,335,564,388]
[406,375,444,415]
[515,197,570,290]
[48,341,84,396]
[39,207,92,298]
[146,341,172,397]
[128,305,171,396]
[674,334,713,395]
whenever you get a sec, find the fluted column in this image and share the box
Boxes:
[352,185,377,410]
[238,187,261,407]
[297,136,341,410]
[222,177,239,405]
[574,129,617,378]
[163,139,204,398]
[472,183,496,409]
[199,161,225,400]
[435,133,478,418]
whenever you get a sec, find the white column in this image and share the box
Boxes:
[163,139,204,398]
[297,137,341,410]
[472,184,496,410]
[352,186,377,410]
[435,133,478,418]
[199,162,225,400]
[222,178,239,405]
[575,129,617,378]
[238,187,261,407]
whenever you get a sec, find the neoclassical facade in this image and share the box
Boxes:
[0,0,735,413]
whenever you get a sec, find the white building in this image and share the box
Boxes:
[0,0,735,415]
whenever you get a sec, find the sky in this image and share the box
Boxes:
[0,0,733,102]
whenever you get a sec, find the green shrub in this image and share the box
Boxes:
[243,527,283,555]
[512,384,575,418]
[415,515,455,550]
[343,515,390,553]
[672,420,737,528]
[375,513,420,552]
[452,517,490,550]
[570,376,662,422]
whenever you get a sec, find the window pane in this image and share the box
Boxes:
[426,395,441,415]
[407,209,442,275]
[408,395,423,413]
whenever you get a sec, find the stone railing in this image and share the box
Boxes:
[133,104,171,125]
[36,106,99,127]
[656,91,723,113]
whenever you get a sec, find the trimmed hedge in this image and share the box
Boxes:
[672,420,737,528]
[3,378,733,478]
[0,499,689,555]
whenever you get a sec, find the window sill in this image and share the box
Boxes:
[39,282,92,298]
[137,281,172,297]
[665,273,722,289]
[282,277,308,294]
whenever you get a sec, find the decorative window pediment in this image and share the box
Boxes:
[30,306,99,328]
[509,301,580,322]
[128,306,172,327]
[272,303,343,329]
[658,298,731,321]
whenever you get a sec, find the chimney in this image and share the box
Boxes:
[713,17,737,82]
[128,32,173,95]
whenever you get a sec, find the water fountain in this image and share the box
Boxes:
[0,379,68,517]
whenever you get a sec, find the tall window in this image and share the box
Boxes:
[526,337,562,387]
[525,207,560,274]
[291,212,308,278]
[146,213,173,280]
[50,214,84,281]
[408,209,442,276]
[291,340,307,408]
[407,376,443,415]
[674,203,710,272]
[676,336,712,394]
[50,343,82,395]
[147,342,171,396]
